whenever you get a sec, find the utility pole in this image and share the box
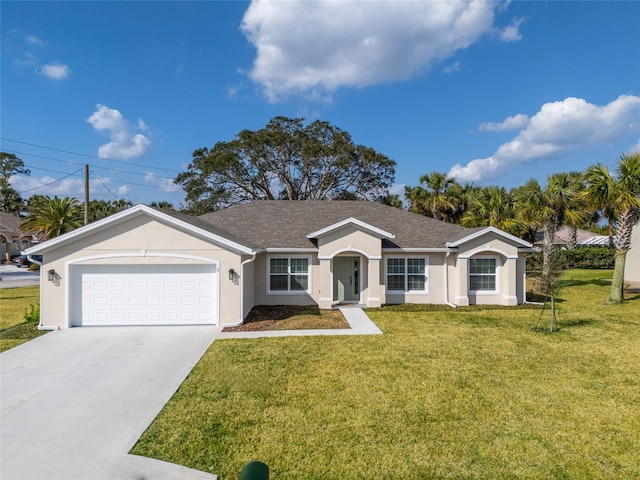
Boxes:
[84,164,89,225]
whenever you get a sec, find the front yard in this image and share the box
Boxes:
[0,286,46,352]
[131,270,640,479]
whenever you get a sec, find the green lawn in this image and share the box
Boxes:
[132,270,640,479]
[0,286,47,352]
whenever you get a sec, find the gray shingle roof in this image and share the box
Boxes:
[198,200,482,250]
[152,207,261,250]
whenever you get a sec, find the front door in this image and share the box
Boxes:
[334,256,359,303]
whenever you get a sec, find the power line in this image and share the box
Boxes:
[1,137,182,174]
[6,148,176,180]
[17,168,84,194]
[90,170,120,201]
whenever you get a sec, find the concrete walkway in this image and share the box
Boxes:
[1,326,220,480]
[218,307,382,339]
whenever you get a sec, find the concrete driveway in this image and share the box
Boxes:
[1,326,220,480]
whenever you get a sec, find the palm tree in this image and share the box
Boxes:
[21,196,83,239]
[562,171,588,250]
[405,171,460,222]
[461,186,529,237]
[581,163,619,248]
[517,173,587,284]
[584,153,640,302]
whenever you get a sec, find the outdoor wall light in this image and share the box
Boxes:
[48,269,56,282]
[229,268,236,281]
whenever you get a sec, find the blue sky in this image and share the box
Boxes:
[2,1,639,208]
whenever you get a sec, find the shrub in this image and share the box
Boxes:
[526,247,615,271]
[23,304,40,323]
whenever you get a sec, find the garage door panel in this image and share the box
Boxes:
[74,264,218,326]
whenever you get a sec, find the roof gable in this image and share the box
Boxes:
[307,217,395,240]
[25,204,253,255]
[446,226,533,248]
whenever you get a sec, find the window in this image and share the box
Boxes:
[268,257,310,293]
[386,257,428,292]
[469,258,497,292]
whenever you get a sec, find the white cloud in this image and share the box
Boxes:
[479,113,530,132]
[241,0,500,101]
[144,172,179,193]
[499,17,524,42]
[443,61,461,74]
[39,62,71,80]
[87,104,151,159]
[13,52,37,68]
[11,175,130,200]
[449,95,640,182]
[629,139,640,154]
[25,35,45,46]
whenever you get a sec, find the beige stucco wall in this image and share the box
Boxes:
[252,252,319,306]
[624,221,640,283]
[317,226,383,308]
[383,253,447,305]
[450,232,524,306]
[38,215,244,328]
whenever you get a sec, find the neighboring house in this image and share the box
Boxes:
[0,212,41,263]
[25,201,536,329]
[534,225,609,248]
[624,219,640,283]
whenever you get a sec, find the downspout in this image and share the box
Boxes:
[236,252,257,326]
[26,255,59,331]
[443,251,458,308]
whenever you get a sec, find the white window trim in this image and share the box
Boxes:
[469,255,500,295]
[266,255,312,295]
[384,256,429,294]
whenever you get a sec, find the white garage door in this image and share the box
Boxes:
[73,264,218,326]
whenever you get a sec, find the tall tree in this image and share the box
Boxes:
[404,171,461,222]
[584,154,640,302]
[150,201,175,211]
[0,152,30,215]
[21,196,83,239]
[175,116,396,214]
[461,186,529,237]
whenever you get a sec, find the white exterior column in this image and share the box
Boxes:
[455,257,470,306]
[503,257,518,305]
[318,257,332,309]
[367,257,382,307]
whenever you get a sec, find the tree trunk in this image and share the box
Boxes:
[609,249,627,303]
[608,208,636,303]
[541,224,556,293]
[567,226,578,250]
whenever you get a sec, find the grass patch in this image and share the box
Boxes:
[132,269,640,479]
[222,305,349,332]
[0,286,47,352]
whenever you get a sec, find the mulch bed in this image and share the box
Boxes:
[222,305,348,332]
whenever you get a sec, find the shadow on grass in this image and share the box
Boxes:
[559,278,612,288]
[373,303,542,313]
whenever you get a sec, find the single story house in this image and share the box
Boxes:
[25,201,536,329]
[1,212,43,263]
